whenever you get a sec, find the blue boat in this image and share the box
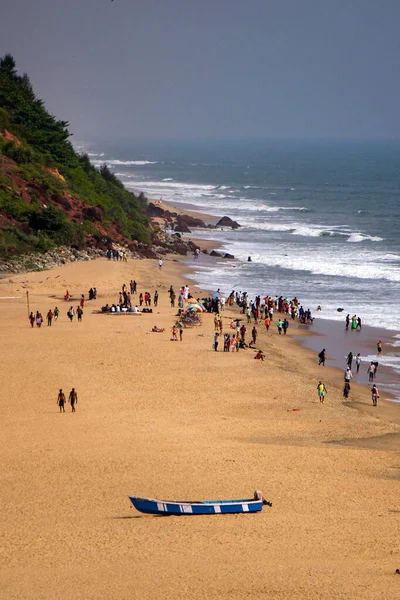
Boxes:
[128,492,272,515]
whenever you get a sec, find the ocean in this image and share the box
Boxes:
[76,139,400,395]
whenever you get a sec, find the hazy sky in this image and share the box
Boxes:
[1,0,400,141]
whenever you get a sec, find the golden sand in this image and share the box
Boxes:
[0,257,399,600]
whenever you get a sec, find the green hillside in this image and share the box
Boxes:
[0,54,151,257]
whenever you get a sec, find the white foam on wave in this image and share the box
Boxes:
[262,205,309,213]
[361,354,400,373]
[91,159,159,166]
[347,232,384,243]
[125,180,216,192]
[224,239,400,283]
[163,178,174,181]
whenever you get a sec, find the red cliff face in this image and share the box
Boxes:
[0,150,129,246]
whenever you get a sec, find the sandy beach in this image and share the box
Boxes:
[1,256,399,600]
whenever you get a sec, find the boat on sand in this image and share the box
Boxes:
[129,491,272,515]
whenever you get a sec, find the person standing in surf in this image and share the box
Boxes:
[318,349,326,366]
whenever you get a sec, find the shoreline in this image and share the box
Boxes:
[158,198,400,408]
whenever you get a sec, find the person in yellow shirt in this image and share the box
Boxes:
[317,381,327,403]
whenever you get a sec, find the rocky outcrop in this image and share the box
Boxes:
[216,216,241,229]
[81,205,105,222]
[0,246,106,275]
[147,203,206,230]
[223,253,235,259]
[210,250,223,257]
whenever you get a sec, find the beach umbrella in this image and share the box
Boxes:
[187,305,203,313]
[186,301,205,312]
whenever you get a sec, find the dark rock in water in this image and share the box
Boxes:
[210,250,223,257]
[174,222,192,234]
[202,249,209,254]
[216,216,240,229]
[224,253,235,259]
[147,202,166,217]
[177,214,206,228]
[173,232,182,238]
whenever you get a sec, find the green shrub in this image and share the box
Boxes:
[3,140,34,163]
[82,220,100,236]
[0,107,10,131]
[28,205,85,246]
[0,227,54,257]
[0,189,31,220]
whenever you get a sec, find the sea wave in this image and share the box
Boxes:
[360,355,400,373]
[219,240,400,283]
[91,159,160,166]
[347,232,384,243]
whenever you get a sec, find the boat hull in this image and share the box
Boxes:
[129,496,263,515]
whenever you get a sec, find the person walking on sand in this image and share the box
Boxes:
[264,315,270,331]
[69,388,78,412]
[318,348,326,366]
[159,259,163,269]
[57,389,66,413]
[345,314,350,330]
[67,306,75,322]
[355,353,361,373]
[171,325,178,341]
[29,312,35,328]
[47,309,54,326]
[214,331,220,352]
[377,340,382,356]
[251,326,257,345]
[371,384,379,406]
[344,367,353,383]
[77,306,83,322]
[317,381,327,403]
[343,381,351,399]
[54,306,59,321]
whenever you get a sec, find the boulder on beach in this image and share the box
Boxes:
[223,253,235,259]
[210,250,223,257]
[216,216,240,229]
[174,222,191,234]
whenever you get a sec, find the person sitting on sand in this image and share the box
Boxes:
[254,350,265,361]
